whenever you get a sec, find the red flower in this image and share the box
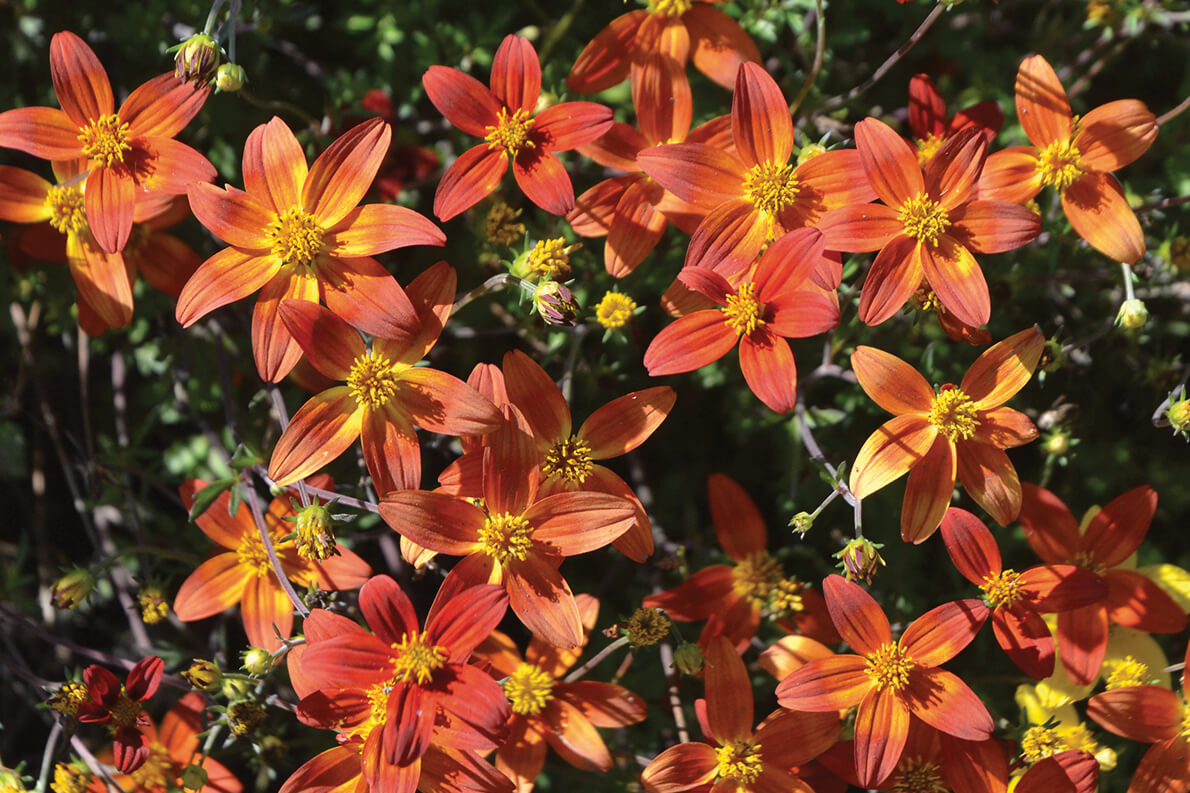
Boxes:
[423,35,613,221]
[907,73,1003,165]
[76,656,164,773]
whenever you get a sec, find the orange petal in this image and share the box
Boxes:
[482,404,538,515]
[542,698,612,771]
[491,35,541,114]
[1018,483,1082,564]
[566,10,646,94]
[857,235,924,326]
[496,721,548,793]
[505,555,583,650]
[361,404,422,495]
[707,473,767,561]
[579,468,654,563]
[556,680,647,728]
[85,166,135,253]
[605,179,669,278]
[1075,99,1157,172]
[939,507,1001,585]
[119,73,208,139]
[759,635,836,681]
[525,592,598,676]
[503,348,572,443]
[643,310,737,376]
[816,203,901,253]
[823,574,891,655]
[1015,55,1072,148]
[568,176,631,237]
[923,128,985,211]
[325,204,444,257]
[422,66,501,137]
[991,606,1055,680]
[524,492,635,556]
[775,653,871,712]
[904,667,993,740]
[0,107,82,160]
[67,234,133,329]
[1106,569,1186,634]
[579,386,675,459]
[243,116,308,215]
[921,235,989,328]
[176,247,279,327]
[977,406,1037,449]
[252,269,318,382]
[753,226,825,301]
[960,327,1044,409]
[276,299,362,380]
[1061,170,1145,264]
[1082,485,1156,568]
[396,367,502,436]
[731,63,793,169]
[683,198,767,274]
[850,346,934,415]
[853,690,910,788]
[403,260,456,361]
[977,146,1042,204]
[267,388,363,486]
[636,143,746,209]
[796,148,880,211]
[703,635,753,743]
[378,490,485,556]
[304,117,390,227]
[534,102,615,153]
[633,51,692,146]
[739,331,798,413]
[899,435,956,543]
[849,414,936,499]
[755,708,842,768]
[1086,686,1183,743]
[685,4,762,90]
[318,255,419,346]
[956,439,1022,526]
[513,150,574,216]
[136,137,217,194]
[908,74,946,138]
[855,117,923,207]
[173,554,249,621]
[643,565,734,622]
[187,183,275,249]
[949,199,1041,254]
[0,166,51,222]
[901,599,987,666]
[242,575,295,650]
[1057,604,1109,686]
[49,31,113,126]
[279,746,361,793]
[640,742,717,793]
[307,545,372,593]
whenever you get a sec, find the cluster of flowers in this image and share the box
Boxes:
[4,7,1184,793]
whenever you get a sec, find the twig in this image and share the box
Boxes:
[789,0,826,118]
[658,642,689,744]
[794,401,862,536]
[244,475,310,618]
[70,735,122,793]
[1157,94,1190,127]
[35,721,62,793]
[563,636,631,683]
[1136,194,1190,214]
[452,273,517,316]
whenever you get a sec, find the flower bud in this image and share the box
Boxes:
[622,607,670,648]
[1043,431,1071,456]
[227,701,267,736]
[241,647,273,676]
[1115,298,1148,330]
[672,642,704,676]
[485,202,525,246]
[138,586,170,624]
[796,143,826,166]
[174,33,220,83]
[51,568,94,610]
[179,765,209,792]
[47,681,89,717]
[294,503,337,561]
[533,281,578,327]
[594,291,636,330]
[835,538,886,583]
[182,659,222,691]
[788,511,814,535]
[221,677,253,701]
[215,63,246,93]
[0,766,28,793]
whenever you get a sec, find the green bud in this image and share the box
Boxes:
[174,33,220,83]
[672,642,704,676]
[179,765,208,792]
[241,646,273,676]
[51,568,94,610]
[215,63,246,93]
[182,659,222,691]
[1116,298,1148,330]
[834,538,886,583]
[788,511,814,535]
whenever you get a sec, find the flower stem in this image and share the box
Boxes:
[564,635,631,683]
[789,0,826,118]
[245,476,310,618]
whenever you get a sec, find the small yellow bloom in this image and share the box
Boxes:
[595,291,636,330]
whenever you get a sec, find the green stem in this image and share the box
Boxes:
[789,0,826,118]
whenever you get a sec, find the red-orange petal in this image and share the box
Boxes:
[1087,686,1184,743]
[685,4,762,90]
[855,117,923,207]
[242,575,295,650]
[505,555,583,650]
[939,507,1001,584]
[378,491,485,555]
[1075,99,1157,172]
[605,180,669,278]
[683,198,768,274]
[732,63,793,169]
[513,150,575,216]
[579,386,675,459]
[921,235,989,328]
[243,116,308,215]
[422,66,501,137]
[640,742,717,793]
[643,310,737,376]
[1015,55,1072,148]
[850,346,933,415]
[1057,604,1109,686]
[853,690,910,788]
[502,348,572,443]
[0,167,51,222]
[849,414,936,499]
[325,204,444,256]
[176,248,279,327]
[524,492,635,556]
[187,183,275,249]
[136,137,217,194]
[49,31,113,126]
[396,367,502,436]
[797,148,879,212]
[908,74,947,138]
[1061,170,1145,264]
[775,654,871,711]
[173,554,249,621]
[707,473,767,561]
[491,35,541,114]
[566,11,646,94]
[568,176,631,237]
[739,331,798,413]
[304,117,390,227]
[901,599,986,666]
[1106,569,1187,634]
[66,233,133,329]
[120,73,208,139]
[956,439,1021,526]
[267,388,363,486]
[903,667,993,740]
[318,255,419,346]
[543,698,611,771]
[534,102,614,153]
[361,404,421,495]
[960,327,1044,409]
[633,51,691,146]
[992,606,1055,680]
[949,199,1041,254]
[899,435,957,543]
[1018,483,1082,564]
[0,107,82,160]
[977,146,1043,204]
[816,203,902,253]
[636,143,746,209]
[276,299,362,381]
[924,128,986,211]
[823,574,892,655]
[703,635,753,743]
[1082,485,1156,568]
[252,269,317,382]
[85,167,135,253]
[857,235,924,326]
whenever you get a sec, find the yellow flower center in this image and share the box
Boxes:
[138,589,170,624]
[892,756,947,793]
[129,742,175,790]
[542,436,594,484]
[49,681,90,717]
[1059,723,1103,756]
[915,134,945,168]
[108,691,143,728]
[347,679,393,741]
[928,387,979,442]
[1180,708,1190,740]
[348,351,405,411]
[913,284,943,314]
[768,577,806,617]
[865,642,913,692]
[743,162,800,217]
[51,764,90,793]
[479,512,534,565]
[722,282,766,336]
[650,0,693,15]
[1020,725,1064,763]
[485,107,536,159]
[525,237,577,279]
[78,113,131,167]
[899,192,951,248]
[595,292,637,329]
[715,740,763,784]
[1071,549,1105,574]
[980,569,1025,609]
[731,551,783,607]
[235,532,272,578]
[1036,139,1084,191]
[390,633,448,685]
[267,206,325,267]
[503,662,555,716]
[45,185,88,235]
[1105,656,1150,689]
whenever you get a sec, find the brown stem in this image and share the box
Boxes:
[244,476,310,618]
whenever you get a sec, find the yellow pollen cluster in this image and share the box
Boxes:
[526,237,577,279]
[743,162,800,216]
[928,387,980,442]
[390,634,448,685]
[50,764,89,793]
[235,533,272,578]
[731,551,783,607]
[485,107,535,159]
[503,662,555,716]
[913,284,943,313]
[349,680,393,741]
[1020,725,1065,763]
[138,588,170,624]
[108,692,143,728]
[1071,549,1105,575]
[980,569,1024,609]
[78,113,131,167]
[722,282,766,336]
[915,135,945,168]
[543,436,594,484]
[595,292,637,329]
[1036,139,1084,191]
[898,193,951,247]
[865,642,913,692]
[768,577,805,616]
[479,512,534,565]
[1180,707,1190,740]
[45,185,88,235]
[893,756,947,793]
[129,743,175,790]
[650,0,693,15]
[267,206,325,266]
[1105,656,1151,689]
[348,351,404,411]
[485,202,525,246]
[49,681,89,717]
[715,740,763,784]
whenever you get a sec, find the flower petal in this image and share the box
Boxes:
[426,583,509,660]
[1082,485,1156,568]
[579,386,676,459]
[241,574,295,650]
[534,102,615,152]
[378,491,484,556]
[1106,569,1187,634]
[849,414,937,500]
[524,491,636,556]
[0,166,51,222]
[899,435,957,543]
[186,182,275,249]
[503,348,572,443]
[850,346,934,415]
[644,310,737,376]
[1086,687,1184,743]
[949,199,1041,254]
[1061,171,1145,264]
[513,150,575,216]
[604,179,670,277]
[361,404,422,495]
[1015,55,1072,148]
[49,31,113,126]
[643,566,734,622]
[120,73,208,139]
[903,667,993,740]
[267,388,363,486]
[731,63,793,169]
[422,66,501,137]
[175,248,279,327]
[1057,604,1109,686]
[491,35,541,114]
[632,51,692,145]
[556,680,647,728]
[755,708,842,767]
[318,255,420,345]
[640,743,718,793]
[276,299,362,380]
[708,473,767,561]
[397,367,502,436]
[823,574,891,655]
[775,654,871,712]
[960,327,1044,409]
[703,635,753,743]
[857,235,924,326]
[991,606,1054,680]
[1018,483,1082,563]
[921,235,989,329]
[901,599,986,666]
[173,555,249,621]
[924,128,986,211]
[908,74,947,138]
[739,331,798,413]
[325,204,444,256]
[853,690,910,788]
[684,4,762,90]
[0,107,82,160]
[85,167,135,253]
[855,117,923,207]
[636,142,746,209]
[955,439,1022,526]
[358,574,419,645]
[816,203,902,253]
[304,117,390,227]
[939,507,1001,584]
[1075,99,1157,172]
[977,146,1043,204]
[505,555,583,649]
[252,268,318,382]
[243,116,308,215]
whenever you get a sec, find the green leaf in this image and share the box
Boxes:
[188,479,235,521]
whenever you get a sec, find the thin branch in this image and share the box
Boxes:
[245,475,310,618]
[1136,194,1190,214]
[789,0,826,118]
[1157,94,1190,127]
[658,642,689,744]
[563,636,631,683]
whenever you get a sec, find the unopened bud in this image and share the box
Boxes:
[51,568,94,610]
[241,647,273,676]
[788,511,814,535]
[227,701,267,736]
[1116,298,1148,330]
[174,34,220,83]
[214,63,246,93]
[182,659,222,691]
[835,538,886,583]
[294,503,337,561]
[0,766,27,793]
[179,765,208,792]
[796,143,827,166]
[1043,432,1071,456]
[50,764,89,793]
[672,642,704,676]
[1167,397,1190,437]
[533,281,578,327]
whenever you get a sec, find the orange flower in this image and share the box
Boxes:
[474,595,647,792]
[90,693,241,793]
[176,116,445,382]
[644,474,839,651]
[816,118,1040,328]
[979,54,1158,263]
[638,63,873,279]
[907,73,1003,166]
[849,327,1043,542]
[0,31,213,253]
[423,35,613,221]
[567,0,760,94]
[266,262,502,493]
[643,227,839,413]
[175,478,371,650]
[776,576,992,788]
[379,406,637,649]
[1017,483,1186,685]
[641,635,840,793]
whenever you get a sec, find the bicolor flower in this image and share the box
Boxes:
[979,54,1158,263]
[0,31,213,253]
[76,656,164,773]
[849,327,1043,542]
[177,116,444,382]
[776,576,992,788]
[817,118,1040,328]
[423,35,613,221]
